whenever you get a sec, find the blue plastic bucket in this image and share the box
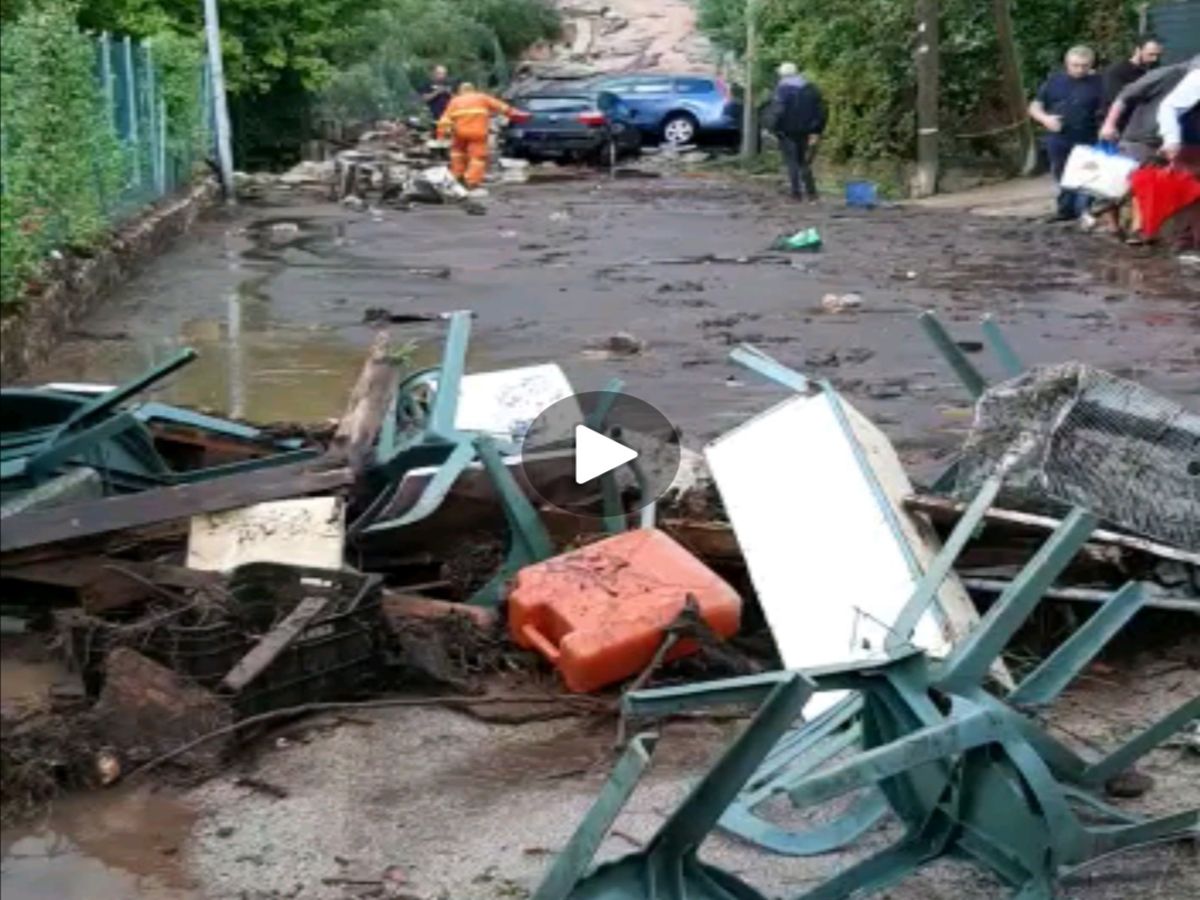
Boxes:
[845,180,878,208]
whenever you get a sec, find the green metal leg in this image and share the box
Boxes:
[936,508,1098,692]
[533,734,659,900]
[730,344,811,393]
[360,440,478,534]
[1081,696,1200,786]
[980,315,1025,378]
[797,804,957,900]
[918,311,988,400]
[784,711,1003,811]
[1009,582,1148,707]
[652,674,816,857]
[25,412,147,481]
[888,476,1003,651]
[427,311,472,439]
[55,347,197,433]
[469,436,554,607]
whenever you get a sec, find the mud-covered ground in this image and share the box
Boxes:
[23,172,1199,485]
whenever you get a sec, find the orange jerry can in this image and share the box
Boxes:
[508,528,742,693]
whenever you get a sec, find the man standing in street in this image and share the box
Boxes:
[768,62,827,202]
[1102,35,1164,110]
[1030,46,1104,221]
[436,82,520,191]
[419,64,456,122]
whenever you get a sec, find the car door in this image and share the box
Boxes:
[612,76,675,135]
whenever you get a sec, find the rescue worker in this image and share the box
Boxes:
[436,82,519,190]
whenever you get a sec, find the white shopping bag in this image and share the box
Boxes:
[1060,145,1138,199]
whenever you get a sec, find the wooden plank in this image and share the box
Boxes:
[0,462,352,554]
[2,557,221,591]
[220,595,331,693]
[904,493,1200,565]
[0,521,188,569]
[330,331,396,473]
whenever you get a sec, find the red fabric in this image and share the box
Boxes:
[1129,166,1200,238]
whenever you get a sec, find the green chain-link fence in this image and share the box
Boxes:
[1,3,211,306]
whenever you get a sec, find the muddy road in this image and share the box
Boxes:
[27,171,1199,482]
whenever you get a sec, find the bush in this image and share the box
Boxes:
[318,0,561,125]
[698,0,1144,164]
[0,0,126,304]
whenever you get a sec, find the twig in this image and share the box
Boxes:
[125,693,612,781]
[233,776,289,799]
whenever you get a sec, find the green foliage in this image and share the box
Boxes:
[698,0,1146,164]
[152,29,206,159]
[1,0,127,304]
[319,0,561,125]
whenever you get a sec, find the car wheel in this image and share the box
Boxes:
[662,113,698,146]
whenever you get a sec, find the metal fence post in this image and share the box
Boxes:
[123,36,140,188]
[99,32,115,129]
[145,40,164,196]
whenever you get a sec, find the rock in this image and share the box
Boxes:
[1104,769,1156,799]
[277,160,334,186]
[821,292,864,313]
[94,647,233,770]
[602,331,644,356]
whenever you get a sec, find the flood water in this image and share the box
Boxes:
[2,788,198,900]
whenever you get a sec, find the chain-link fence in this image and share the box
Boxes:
[1,4,212,305]
[96,33,213,217]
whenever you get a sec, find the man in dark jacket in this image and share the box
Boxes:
[1030,46,1104,221]
[768,62,827,202]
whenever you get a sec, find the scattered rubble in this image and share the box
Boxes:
[0,309,1195,899]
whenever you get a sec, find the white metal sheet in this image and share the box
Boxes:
[440,363,579,442]
[705,391,977,715]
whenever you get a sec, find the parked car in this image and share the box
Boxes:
[586,74,742,146]
[503,91,642,164]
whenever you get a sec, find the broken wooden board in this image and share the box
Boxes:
[704,390,984,717]
[220,595,331,693]
[0,462,352,554]
[330,331,397,473]
[187,496,345,572]
[904,493,1200,567]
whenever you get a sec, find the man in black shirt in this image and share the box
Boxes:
[1102,35,1164,110]
[1030,46,1104,221]
[418,64,456,122]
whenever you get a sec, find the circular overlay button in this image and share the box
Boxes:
[518,391,682,519]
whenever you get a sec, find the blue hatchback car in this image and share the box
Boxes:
[586,73,742,146]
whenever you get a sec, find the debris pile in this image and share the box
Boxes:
[1,308,1196,897]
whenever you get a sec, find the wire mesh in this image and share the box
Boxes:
[954,363,1200,551]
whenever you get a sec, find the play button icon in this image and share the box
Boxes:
[518,390,682,519]
[574,424,639,484]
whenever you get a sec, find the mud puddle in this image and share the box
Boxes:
[1,787,198,900]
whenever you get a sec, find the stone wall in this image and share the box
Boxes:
[0,178,220,383]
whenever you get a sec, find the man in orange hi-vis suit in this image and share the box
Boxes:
[436,83,519,189]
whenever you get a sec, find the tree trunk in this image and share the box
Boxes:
[914,0,940,197]
[993,0,1038,175]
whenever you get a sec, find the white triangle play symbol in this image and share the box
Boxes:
[574,424,639,484]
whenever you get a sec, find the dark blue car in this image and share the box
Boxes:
[586,73,742,146]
